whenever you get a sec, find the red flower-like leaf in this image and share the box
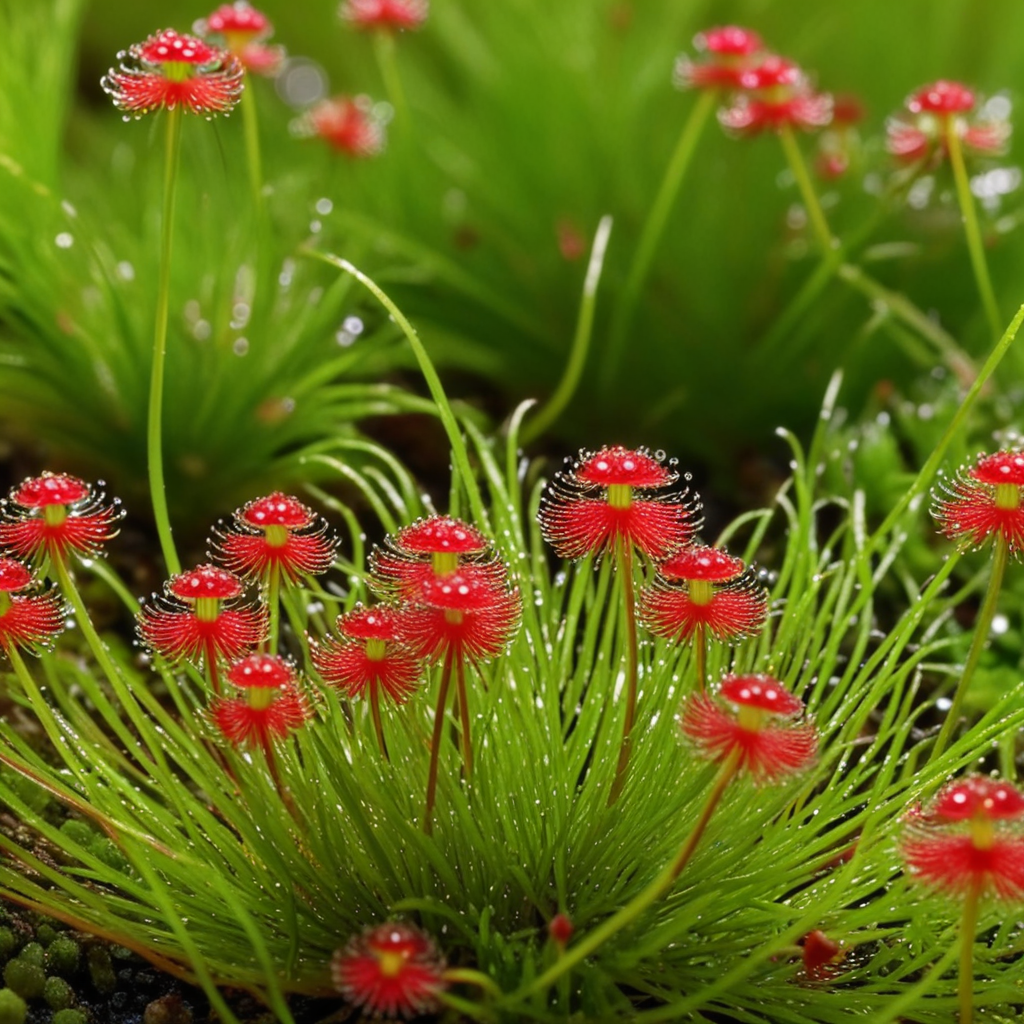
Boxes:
[370,515,504,598]
[887,80,1009,165]
[902,776,1024,901]
[212,493,337,584]
[314,606,421,702]
[932,451,1024,554]
[0,474,122,564]
[102,29,244,118]
[640,581,767,642]
[675,25,763,91]
[400,569,521,663]
[340,0,429,31]
[680,674,816,782]
[210,653,310,748]
[802,930,842,981]
[307,96,384,156]
[0,558,64,655]
[539,447,700,561]
[332,922,446,1019]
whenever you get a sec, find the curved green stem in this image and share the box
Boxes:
[608,541,638,806]
[932,534,1008,760]
[149,107,183,577]
[516,753,737,1002]
[694,621,706,691]
[602,89,716,391]
[301,250,488,529]
[959,882,981,1024]
[779,122,835,254]
[947,120,1001,341]
[524,215,612,443]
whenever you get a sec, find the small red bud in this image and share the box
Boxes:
[549,913,574,948]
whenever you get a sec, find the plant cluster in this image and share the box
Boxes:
[3,4,1024,1024]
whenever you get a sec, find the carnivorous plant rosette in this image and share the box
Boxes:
[199,2,284,76]
[0,558,64,658]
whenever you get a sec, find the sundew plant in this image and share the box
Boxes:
[4,3,1024,1024]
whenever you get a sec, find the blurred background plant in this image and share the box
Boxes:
[5,0,1024,547]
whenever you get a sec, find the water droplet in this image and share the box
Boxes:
[315,197,333,215]
[233,337,249,356]
[55,232,73,249]
[116,261,135,281]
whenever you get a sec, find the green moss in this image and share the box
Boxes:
[15,944,42,969]
[35,925,57,948]
[86,945,115,995]
[0,930,17,960]
[0,989,25,1024]
[46,936,80,976]
[1,960,45,1000]
[43,975,74,1010]
[52,1011,88,1024]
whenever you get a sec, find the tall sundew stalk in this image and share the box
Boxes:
[607,538,638,806]
[101,28,244,573]
[423,648,455,835]
[149,106,183,576]
[778,121,835,255]
[946,122,1002,342]
[373,28,409,128]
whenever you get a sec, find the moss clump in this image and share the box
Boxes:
[86,944,115,994]
[46,936,80,976]
[52,1011,88,1024]
[0,988,26,1024]
[2,959,45,1000]
[0,930,17,960]
[35,925,58,948]
[43,975,74,1010]
[15,944,42,969]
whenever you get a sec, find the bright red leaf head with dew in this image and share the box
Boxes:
[200,4,284,75]
[313,605,422,703]
[211,653,310,748]
[212,492,336,584]
[138,564,266,669]
[719,57,832,135]
[640,545,768,643]
[370,515,503,598]
[539,446,701,561]
[675,25,763,91]
[102,28,244,117]
[400,567,521,663]
[0,473,122,565]
[901,775,1024,900]
[932,450,1024,555]
[307,96,384,157]
[332,921,446,1019]
[887,80,1008,165]
[680,673,817,782]
[340,0,429,32]
[0,557,64,656]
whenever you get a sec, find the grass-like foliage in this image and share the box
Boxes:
[0,282,1022,1021]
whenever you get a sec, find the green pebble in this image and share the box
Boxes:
[16,944,43,968]
[35,925,57,948]
[87,945,115,994]
[2,960,45,1000]
[46,936,80,976]
[43,975,74,1010]
[0,989,26,1024]
[0,930,17,960]
[52,1011,88,1024]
